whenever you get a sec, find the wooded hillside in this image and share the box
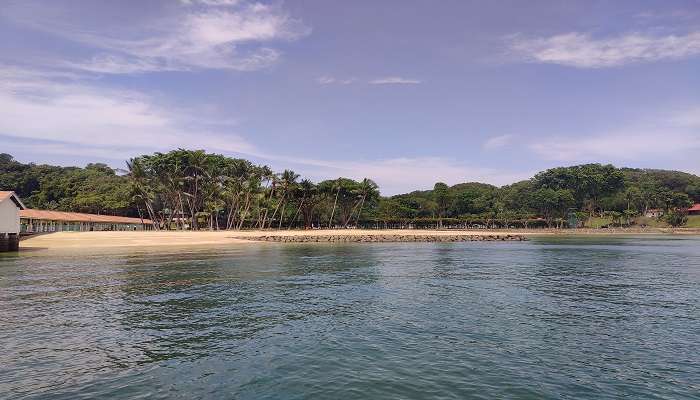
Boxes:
[2,151,698,229]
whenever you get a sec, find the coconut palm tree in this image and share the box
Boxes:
[353,178,379,226]
[126,158,159,230]
[291,179,317,229]
[268,169,299,229]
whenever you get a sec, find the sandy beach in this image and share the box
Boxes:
[19,229,537,250]
[18,228,700,250]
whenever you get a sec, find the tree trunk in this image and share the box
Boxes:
[329,189,339,228]
[355,196,366,227]
[268,192,286,229]
[278,202,286,229]
[260,207,269,229]
[237,193,251,230]
[291,198,304,230]
[226,192,240,230]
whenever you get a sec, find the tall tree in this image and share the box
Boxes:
[353,178,379,226]
[433,182,450,228]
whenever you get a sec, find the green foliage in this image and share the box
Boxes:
[663,210,688,227]
[433,182,450,227]
[687,184,700,202]
[0,153,133,215]
[534,163,625,212]
[2,153,699,230]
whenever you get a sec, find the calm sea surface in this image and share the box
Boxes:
[1,236,699,399]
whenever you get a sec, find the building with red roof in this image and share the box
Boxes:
[688,204,700,215]
[20,209,153,233]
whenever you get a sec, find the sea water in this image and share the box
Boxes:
[1,236,699,399]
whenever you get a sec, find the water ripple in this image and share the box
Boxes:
[1,236,699,399]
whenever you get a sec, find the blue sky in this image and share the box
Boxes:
[1,0,699,194]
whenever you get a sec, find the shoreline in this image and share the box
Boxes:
[16,228,700,250]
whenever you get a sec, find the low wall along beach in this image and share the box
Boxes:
[233,233,527,242]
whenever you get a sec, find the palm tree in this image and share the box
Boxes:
[268,169,299,229]
[126,158,159,230]
[291,179,317,229]
[328,178,342,228]
[353,178,379,227]
[257,166,275,228]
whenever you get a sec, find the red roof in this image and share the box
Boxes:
[688,204,700,212]
[20,209,151,224]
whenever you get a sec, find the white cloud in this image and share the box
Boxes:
[260,155,530,195]
[326,158,529,195]
[369,77,421,85]
[670,106,700,128]
[529,132,698,162]
[483,134,514,150]
[8,1,309,74]
[316,76,336,85]
[528,107,700,162]
[64,55,172,74]
[316,76,355,85]
[0,66,536,194]
[509,31,700,68]
[181,0,241,5]
[318,76,423,86]
[0,66,256,157]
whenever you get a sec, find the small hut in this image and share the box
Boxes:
[0,191,25,252]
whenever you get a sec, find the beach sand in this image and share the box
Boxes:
[19,228,699,250]
[20,229,541,250]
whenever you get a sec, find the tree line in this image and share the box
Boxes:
[126,149,379,230]
[2,151,699,229]
[393,164,699,228]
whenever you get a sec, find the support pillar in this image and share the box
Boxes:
[0,233,8,252]
[8,233,19,251]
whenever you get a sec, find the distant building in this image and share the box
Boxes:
[688,204,700,216]
[0,191,25,234]
[20,209,153,233]
[644,209,663,218]
[0,191,25,252]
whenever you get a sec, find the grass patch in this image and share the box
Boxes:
[635,216,668,228]
[582,215,698,228]
[685,215,700,228]
[585,217,612,228]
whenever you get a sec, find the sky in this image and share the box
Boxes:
[1,0,699,194]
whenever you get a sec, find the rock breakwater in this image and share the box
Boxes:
[231,234,527,243]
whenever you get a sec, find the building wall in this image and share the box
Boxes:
[0,199,20,233]
[20,219,150,233]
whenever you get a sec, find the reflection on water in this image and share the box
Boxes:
[1,237,699,399]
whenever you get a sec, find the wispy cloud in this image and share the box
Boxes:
[528,107,700,162]
[5,1,309,74]
[316,76,355,85]
[670,106,700,128]
[317,76,419,86]
[509,31,700,68]
[483,134,514,150]
[0,65,256,157]
[529,132,698,162]
[0,64,525,194]
[331,158,530,194]
[180,0,241,5]
[369,76,421,85]
[286,157,531,195]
